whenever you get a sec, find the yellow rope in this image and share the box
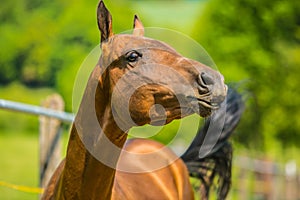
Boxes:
[0,180,44,194]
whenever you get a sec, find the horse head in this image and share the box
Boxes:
[97,1,227,130]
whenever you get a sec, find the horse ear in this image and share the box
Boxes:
[133,15,144,36]
[97,0,113,43]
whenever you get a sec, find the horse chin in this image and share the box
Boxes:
[195,95,223,117]
[150,119,167,126]
[198,104,212,118]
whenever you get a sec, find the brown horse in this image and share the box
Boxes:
[42,1,227,199]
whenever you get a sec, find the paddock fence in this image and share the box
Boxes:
[0,95,299,200]
[0,94,74,188]
[232,156,300,200]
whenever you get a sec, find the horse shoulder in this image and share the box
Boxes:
[112,139,194,200]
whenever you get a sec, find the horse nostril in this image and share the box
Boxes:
[200,72,214,86]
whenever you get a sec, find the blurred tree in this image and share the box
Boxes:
[0,0,134,85]
[0,0,59,85]
[54,0,135,111]
[193,0,300,150]
[0,0,135,109]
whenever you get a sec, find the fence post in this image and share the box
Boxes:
[237,167,248,200]
[285,161,298,200]
[39,94,64,188]
[253,159,274,200]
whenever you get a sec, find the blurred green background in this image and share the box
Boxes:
[0,0,299,199]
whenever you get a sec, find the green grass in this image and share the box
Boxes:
[0,132,69,200]
[0,82,60,199]
[0,134,39,200]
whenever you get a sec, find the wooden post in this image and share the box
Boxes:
[252,158,277,200]
[39,94,64,188]
[237,168,248,200]
[285,161,298,200]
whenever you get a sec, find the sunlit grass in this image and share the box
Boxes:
[0,82,64,199]
[0,133,39,200]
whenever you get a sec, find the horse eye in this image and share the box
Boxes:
[125,51,141,63]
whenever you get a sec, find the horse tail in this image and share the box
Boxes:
[181,87,244,199]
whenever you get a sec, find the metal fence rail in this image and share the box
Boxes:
[0,96,74,188]
[0,99,74,123]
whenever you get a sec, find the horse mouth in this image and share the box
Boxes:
[197,98,220,110]
[187,95,223,117]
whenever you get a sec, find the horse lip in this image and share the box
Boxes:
[211,95,226,106]
[198,99,220,110]
[196,84,227,109]
[186,95,220,110]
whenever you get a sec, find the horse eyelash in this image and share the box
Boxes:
[125,51,143,62]
[124,51,143,69]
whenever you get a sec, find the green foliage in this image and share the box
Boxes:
[193,0,300,151]
[0,0,137,110]
[0,0,60,85]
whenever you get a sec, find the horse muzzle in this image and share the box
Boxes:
[193,70,227,116]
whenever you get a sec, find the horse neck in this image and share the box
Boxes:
[53,65,127,199]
